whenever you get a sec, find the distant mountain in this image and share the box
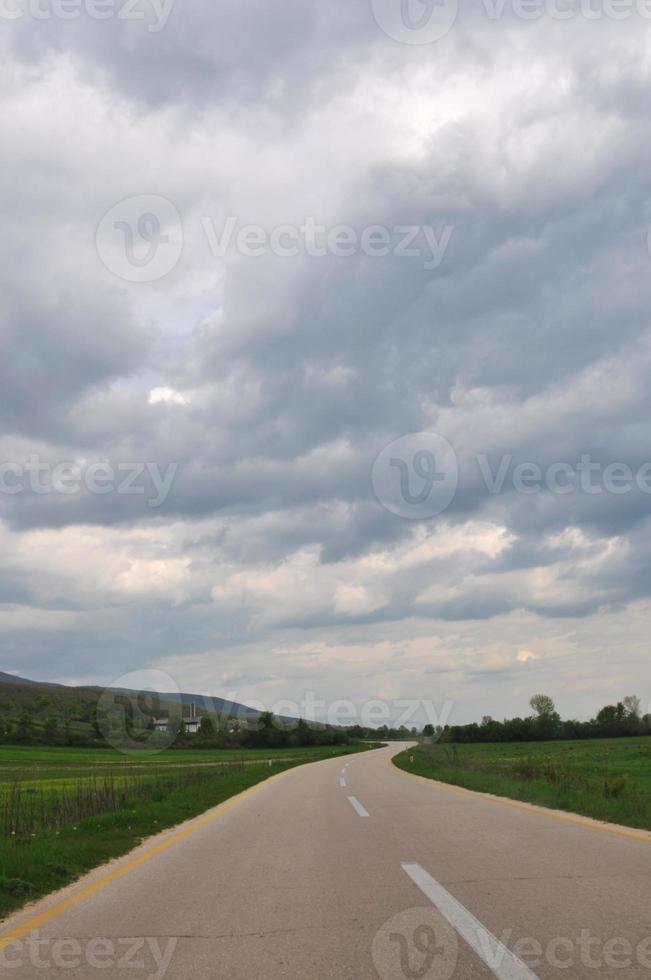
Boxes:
[0,670,276,728]
[108,687,263,719]
[0,671,67,687]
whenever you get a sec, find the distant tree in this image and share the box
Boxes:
[347,725,366,740]
[242,711,290,748]
[43,716,61,745]
[622,696,641,719]
[294,718,315,746]
[422,724,435,737]
[597,703,624,725]
[593,700,642,737]
[521,715,543,739]
[167,716,184,739]
[199,716,215,737]
[529,695,561,740]
[529,695,556,719]
[14,711,34,744]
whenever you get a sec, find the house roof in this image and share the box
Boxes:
[153,716,204,725]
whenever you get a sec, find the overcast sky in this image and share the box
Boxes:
[2,0,651,724]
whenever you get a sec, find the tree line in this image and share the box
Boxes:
[1,693,649,749]
[0,709,357,750]
[177,713,353,749]
[438,694,651,743]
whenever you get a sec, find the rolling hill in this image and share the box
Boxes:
[0,670,270,743]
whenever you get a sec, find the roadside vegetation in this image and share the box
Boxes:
[394,737,651,831]
[438,693,651,743]
[0,742,375,920]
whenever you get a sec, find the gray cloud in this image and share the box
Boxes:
[1,3,650,717]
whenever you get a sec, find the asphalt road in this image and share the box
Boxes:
[1,742,650,979]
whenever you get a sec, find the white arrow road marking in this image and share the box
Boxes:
[401,864,541,980]
[340,777,347,787]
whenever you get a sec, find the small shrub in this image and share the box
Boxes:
[0,876,34,897]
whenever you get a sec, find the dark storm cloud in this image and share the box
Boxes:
[0,283,150,439]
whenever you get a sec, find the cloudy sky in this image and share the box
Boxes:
[2,0,651,725]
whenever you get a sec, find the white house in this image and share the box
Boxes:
[153,703,203,735]
[183,703,203,734]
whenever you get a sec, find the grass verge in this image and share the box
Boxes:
[0,744,371,920]
[393,738,651,831]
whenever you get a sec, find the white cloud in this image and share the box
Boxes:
[516,649,538,663]
[148,387,190,407]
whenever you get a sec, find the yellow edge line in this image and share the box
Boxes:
[0,767,289,950]
[390,754,651,844]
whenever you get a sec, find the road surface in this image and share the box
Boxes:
[1,742,649,979]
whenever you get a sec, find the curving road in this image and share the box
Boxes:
[1,742,649,979]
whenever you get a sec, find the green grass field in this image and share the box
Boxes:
[394,738,651,830]
[0,744,350,790]
[0,743,373,920]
